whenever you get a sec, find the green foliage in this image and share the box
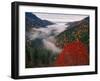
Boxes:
[25,41,58,68]
[80,32,89,45]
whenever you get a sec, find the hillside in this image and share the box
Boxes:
[55,17,89,48]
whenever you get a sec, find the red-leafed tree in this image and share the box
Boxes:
[54,40,89,66]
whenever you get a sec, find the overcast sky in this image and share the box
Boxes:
[33,12,88,22]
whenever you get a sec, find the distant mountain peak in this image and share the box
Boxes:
[26,12,54,31]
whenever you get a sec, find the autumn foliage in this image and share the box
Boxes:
[54,40,89,66]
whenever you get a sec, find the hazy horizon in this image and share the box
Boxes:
[32,12,88,22]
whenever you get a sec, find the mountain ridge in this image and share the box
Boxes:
[55,17,89,48]
[26,12,54,31]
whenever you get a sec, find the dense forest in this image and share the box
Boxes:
[55,17,89,49]
[25,13,58,68]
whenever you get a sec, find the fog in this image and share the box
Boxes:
[28,22,69,53]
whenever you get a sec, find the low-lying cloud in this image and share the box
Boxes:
[28,22,69,53]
